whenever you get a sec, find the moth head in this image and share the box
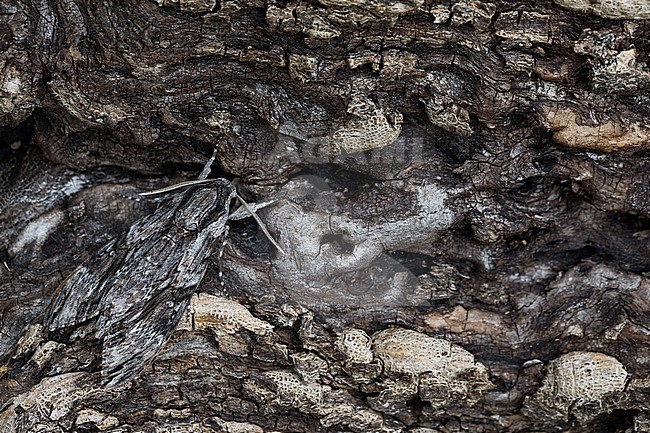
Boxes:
[174,180,236,232]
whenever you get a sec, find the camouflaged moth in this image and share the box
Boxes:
[47,178,281,386]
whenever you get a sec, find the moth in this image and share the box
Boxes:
[46,178,281,386]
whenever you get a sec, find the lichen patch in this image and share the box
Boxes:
[371,328,492,408]
[331,96,402,153]
[525,351,629,421]
[177,293,274,336]
[555,0,650,19]
[543,105,650,152]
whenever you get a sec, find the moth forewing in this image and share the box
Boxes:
[46,238,123,331]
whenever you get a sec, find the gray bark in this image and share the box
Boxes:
[1,0,650,432]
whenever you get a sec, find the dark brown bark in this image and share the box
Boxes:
[1,0,649,432]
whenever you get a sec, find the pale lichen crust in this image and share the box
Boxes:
[524,351,629,421]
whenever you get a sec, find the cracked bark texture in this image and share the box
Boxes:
[1,0,650,432]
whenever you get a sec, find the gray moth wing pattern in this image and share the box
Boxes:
[46,238,124,330]
[46,179,236,387]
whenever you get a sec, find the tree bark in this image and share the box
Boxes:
[1,0,650,432]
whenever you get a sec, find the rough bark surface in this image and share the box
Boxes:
[1,0,650,432]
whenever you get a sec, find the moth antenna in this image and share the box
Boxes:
[198,148,218,180]
[139,179,216,197]
[229,200,274,220]
[234,192,286,255]
[141,149,218,197]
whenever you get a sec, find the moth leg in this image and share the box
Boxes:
[231,193,286,255]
